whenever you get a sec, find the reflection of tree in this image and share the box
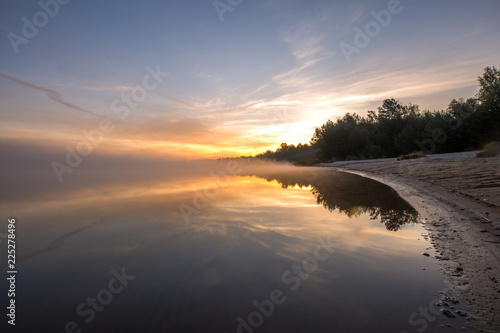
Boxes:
[369,207,418,232]
[246,167,419,231]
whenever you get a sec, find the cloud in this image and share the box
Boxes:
[196,71,214,80]
[2,1,498,160]
[85,82,134,92]
[0,72,100,117]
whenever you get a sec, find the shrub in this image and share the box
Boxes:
[476,142,500,157]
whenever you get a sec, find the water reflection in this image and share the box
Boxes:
[244,166,419,231]
[1,162,459,333]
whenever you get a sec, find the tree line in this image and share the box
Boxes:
[256,66,500,163]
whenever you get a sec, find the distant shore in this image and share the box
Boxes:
[319,152,500,332]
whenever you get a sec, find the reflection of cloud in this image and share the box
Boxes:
[90,243,139,254]
[1,218,107,269]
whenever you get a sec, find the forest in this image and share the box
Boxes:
[256,66,500,164]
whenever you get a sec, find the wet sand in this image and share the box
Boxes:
[319,152,500,332]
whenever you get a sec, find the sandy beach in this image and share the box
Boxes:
[319,152,500,332]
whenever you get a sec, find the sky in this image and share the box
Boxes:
[1,0,499,159]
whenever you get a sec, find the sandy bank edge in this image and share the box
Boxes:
[322,165,500,332]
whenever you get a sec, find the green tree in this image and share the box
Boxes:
[477,66,500,110]
[377,98,407,120]
[394,124,418,154]
[476,66,500,140]
[260,66,499,163]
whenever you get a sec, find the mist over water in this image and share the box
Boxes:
[2,1,496,331]
[0,151,465,332]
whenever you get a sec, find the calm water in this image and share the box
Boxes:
[1,161,466,332]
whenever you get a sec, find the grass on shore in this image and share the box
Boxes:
[397,151,425,161]
[477,142,500,158]
[293,159,318,166]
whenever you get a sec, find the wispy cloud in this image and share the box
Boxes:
[195,70,215,80]
[0,72,99,117]
[85,82,134,92]
[1,0,498,159]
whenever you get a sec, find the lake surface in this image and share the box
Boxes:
[1,161,466,332]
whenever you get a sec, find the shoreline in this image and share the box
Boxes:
[318,152,500,332]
